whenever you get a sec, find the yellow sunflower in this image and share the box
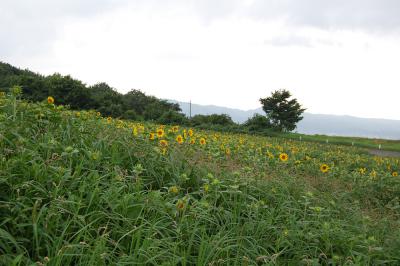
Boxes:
[199,138,206,145]
[320,164,329,173]
[169,186,179,194]
[393,171,398,177]
[172,125,179,132]
[176,135,184,144]
[176,200,185,210]
[159,139,168,147]
[132,127,138,136]
[149,133,155,140]
[47,96,54,104]
[358,168,367,175]
[370,170,377,178]
[279,153,288,162]
[188,129,194,137]
[156,128,165,138]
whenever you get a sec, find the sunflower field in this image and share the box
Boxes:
[1,91,400,265]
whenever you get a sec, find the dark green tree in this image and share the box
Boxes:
[0,61,187,122]
[158,110,188,125]
[122,110,140,120]
[190,114,235,127]
[89,83,124,116]
[45,74,91,109]
[244,114,271,132]
[260,89,305,132]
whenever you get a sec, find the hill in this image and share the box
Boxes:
[2,61,399,140]
[0,61,184,123]
[170,100,400,140]
[1,93,400,264]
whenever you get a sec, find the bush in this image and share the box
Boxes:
[158,110,189,125]
[243,114,271,132]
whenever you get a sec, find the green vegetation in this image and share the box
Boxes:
[280,133,400,153]
[1,89,400,265]
[2,61,399,155]
[0,62,183,123]
[260,89,305,132]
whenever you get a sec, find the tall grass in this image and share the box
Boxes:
[0,91,399,265]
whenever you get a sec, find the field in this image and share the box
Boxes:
[1,92,400,265]
[279,133,400,153]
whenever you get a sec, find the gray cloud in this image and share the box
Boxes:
[264,35,314,48]
[240,0,400,32]
[160,0,400,34]
[187,0,400,32]
[2,0,400,59]
[0,0,128,58]
[264,34,345,49]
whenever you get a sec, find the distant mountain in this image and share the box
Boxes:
[169,100,400,140]
[170,100,258,123]
[296,113,400,140]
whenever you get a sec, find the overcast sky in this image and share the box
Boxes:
[1,0,400,119]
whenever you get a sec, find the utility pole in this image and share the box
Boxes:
[189,100,192,119]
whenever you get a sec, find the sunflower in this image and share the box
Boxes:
[190,139,196,145]
[188,129,194,137]
[159,139,168,147]
[279,153,288,162]
[47,96,54,104]
[370,170,377,178]
[138,125,145,133]
[169,186,179,194]
[96,112,101,117]
[283,229,289,237]
[176,135,184,144]
[358,168,367,175]
[199,138,206,145]
[176,200,185,210]
[172,125,179,132]
[149,133,155,140]
[156,128,165,138]
[132,127,138,136]
[107,117,112,123]
[320,164,329,173]
[393,171,398,177]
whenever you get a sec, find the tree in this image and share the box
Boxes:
[0,61,188,122]
[190,114,235,127]
[89,83,123,109]
[158,110,188,125]
[260,89,305,132]
[45,74,91,109]
[244,114,271,132]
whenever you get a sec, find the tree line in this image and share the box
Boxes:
[0,61,304,132]
[0,62,186,123]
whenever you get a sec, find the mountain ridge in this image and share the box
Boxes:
[168,100,400,140]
